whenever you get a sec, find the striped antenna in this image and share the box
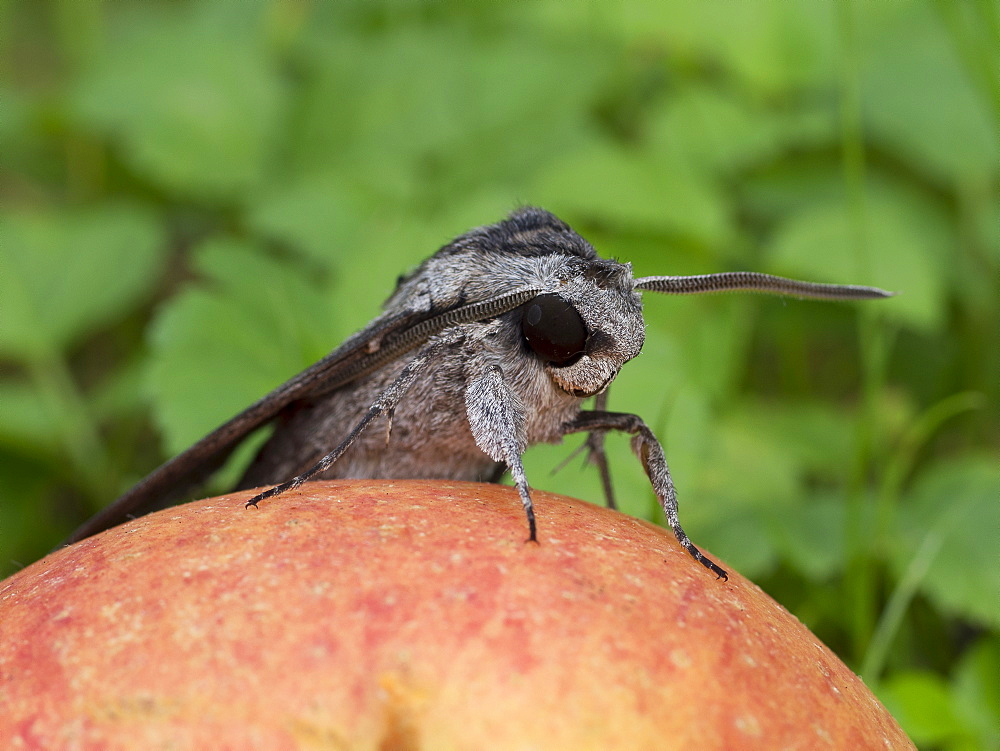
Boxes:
[634,272,893,301]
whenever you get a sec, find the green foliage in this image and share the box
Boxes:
[2,0,997,742]
[881,638,1000,751]
[70,2,287,199]
[146,238,342,454]
[0,204,164,359]
[890,457,1000,631]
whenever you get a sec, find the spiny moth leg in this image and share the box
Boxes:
[563,410,729,581]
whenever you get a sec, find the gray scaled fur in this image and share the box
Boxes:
[241,208,643,489]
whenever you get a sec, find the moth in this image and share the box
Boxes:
[68,208,891,580]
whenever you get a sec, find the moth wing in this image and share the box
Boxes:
[64,308,428,544]
[65,286,542,544]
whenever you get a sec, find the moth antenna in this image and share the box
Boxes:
[634,272,893,301]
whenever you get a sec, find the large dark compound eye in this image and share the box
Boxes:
[521,294,588,366]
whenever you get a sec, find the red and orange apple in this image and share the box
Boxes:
[0,480,912,749]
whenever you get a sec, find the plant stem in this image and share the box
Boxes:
[861,529,944,683]
[28,351,116,503]
[875,391,985,546]
[835,0,885,663]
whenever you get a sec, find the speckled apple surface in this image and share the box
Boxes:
[0,480,912,749]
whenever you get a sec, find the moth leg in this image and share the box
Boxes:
[563,410,728,581]
[245,333,460,510]
[383,406,395,447]
[586,389,617,510]
[550,391,616,508]
[464,364,536,542]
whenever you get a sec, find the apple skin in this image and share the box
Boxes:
[1,480,912,749]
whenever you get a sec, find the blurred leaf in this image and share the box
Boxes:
[891,456,1000,630]
[246,173,372,270]
[533,140,732,245]
[0,453,54,577]
[314,211,460,344]
[0,85,37,174]
[860,2,999,184]
[70,3,285,199]
[683,400,862,580]
[293,26,606,202]
[146,239,341,455]
[0,203,164,360]
[249,179,518,323]
[768,492,846,580]
[0,378,81,461]
[880,670,968,748]
[0,380,57,456]
[698,409,800,512]
[766,192,946,332]
[86,352,148,424]
[646,85,785,177]
[656,379,800,572]
[953,638,1000,750]
[613,321,687,422]
[635,297,753,408]
[700,509,779,579]
[662,383,713,501]
[733,400,858,484]
[976,197,1000,265]
[683,300,756,402]
[580,1,837,95]
[739,162,847,225]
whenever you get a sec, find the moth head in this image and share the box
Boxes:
[520,260,644,398]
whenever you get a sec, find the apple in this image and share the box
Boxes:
[0,480,912,748]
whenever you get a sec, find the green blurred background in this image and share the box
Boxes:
[1,1,997,745]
